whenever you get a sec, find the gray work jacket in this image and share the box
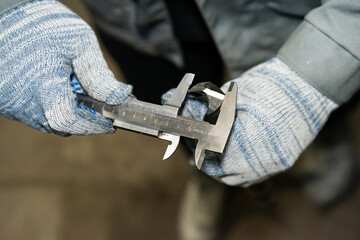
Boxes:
[1,0,359,104]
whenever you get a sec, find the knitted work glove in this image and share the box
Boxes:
[163,58,338,186]
[0,0,132,135]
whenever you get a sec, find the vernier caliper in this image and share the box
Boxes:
[77,74,237,169]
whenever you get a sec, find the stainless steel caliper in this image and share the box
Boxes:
[77,74,237,169]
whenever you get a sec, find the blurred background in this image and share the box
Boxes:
[0,1,359,240]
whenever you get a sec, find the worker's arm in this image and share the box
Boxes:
[163,0,360,186]
[278,0,360,104]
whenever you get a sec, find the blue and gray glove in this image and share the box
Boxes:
[0,0,132,135]
[163,58,338,186]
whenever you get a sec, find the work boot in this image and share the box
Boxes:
[178,171,227,240]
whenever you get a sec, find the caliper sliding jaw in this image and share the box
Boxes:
[77,74,238,169]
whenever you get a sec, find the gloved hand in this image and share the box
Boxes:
[163,58,338,186]
[0,0,132,135]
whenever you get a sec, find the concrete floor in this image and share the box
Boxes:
[0,1,359,240]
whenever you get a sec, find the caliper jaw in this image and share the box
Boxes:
[77,73,237,169]
[165,73,195,113]
[191,82,237,168]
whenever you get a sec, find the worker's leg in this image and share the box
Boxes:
[301,92,360,207]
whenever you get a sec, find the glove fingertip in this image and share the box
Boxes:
[74,106,116,135]
[105,83,133,105]
[161,88,175,104]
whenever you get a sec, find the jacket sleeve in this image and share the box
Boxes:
[0,0,34,16]
[278,0,360,104]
